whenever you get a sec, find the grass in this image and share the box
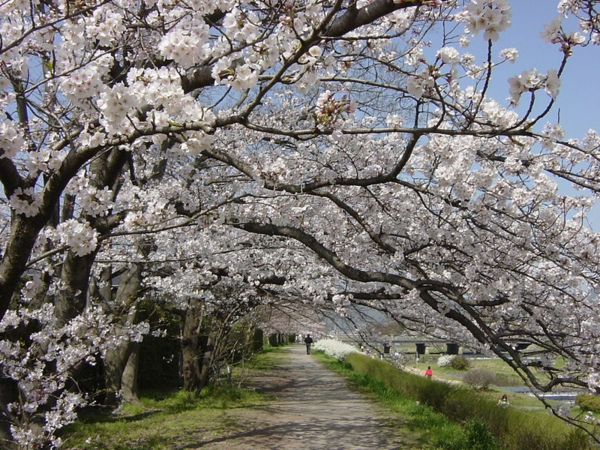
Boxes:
[59,347,286,450]
[409,355,586,411]
[61,387,270,449]
[59,346,596,450]
[330,352,593,450]
[313,352,468,449]
[409,356,524,386]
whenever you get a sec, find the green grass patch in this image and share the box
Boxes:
[241,345,288,371]
[61,387,269,449]
[410,358,523,386]
[340,353,592,450]
[59,348,288,450]
[314,353,466,449]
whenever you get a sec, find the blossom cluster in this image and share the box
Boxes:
[9,187,43,218]
[314,91,356,127]
[65,174,114,217]
[0,120,26,159]
[406,72,435,100]
[313,339,359,361]
[25,149,64,176]
[1,0,600,446]
[437,355,456,367]
[540,14,587,55]
[0,305,149,449]
[55,220,99,257]
[59,54,114,106]
[463,0,512,42]
[508,68,561,105]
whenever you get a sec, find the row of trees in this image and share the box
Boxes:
[1,0,600,447]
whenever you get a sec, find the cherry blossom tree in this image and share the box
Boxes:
[2,0,600,446]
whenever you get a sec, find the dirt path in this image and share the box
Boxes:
[190,345,420,449]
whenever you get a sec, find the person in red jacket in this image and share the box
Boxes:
[425,366,433,378]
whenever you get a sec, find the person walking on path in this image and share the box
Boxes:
[304,334,313,355]
[425,366,433,378]
[202,344,404,449]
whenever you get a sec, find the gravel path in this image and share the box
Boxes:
[193,344,418,449]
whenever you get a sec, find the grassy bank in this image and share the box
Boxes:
[61,388,267,450]
[59,346,595,450]
[60,347,285,450]
[318,351,592,450]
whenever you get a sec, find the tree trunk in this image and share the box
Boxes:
[0,378,19,449]
[54,251,97,327]
[0,215,50,321]
[181,303,204,392]
[103,342,132,406]
[102,264,142,406]
[197,334,214,390]
[120,342,141,404]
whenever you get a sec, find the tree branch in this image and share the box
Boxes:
[180,0,430,93]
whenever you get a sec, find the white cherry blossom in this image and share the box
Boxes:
[1,0,600,446]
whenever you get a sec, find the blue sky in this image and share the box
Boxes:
[479,0,600,139]
[467,1,600,228]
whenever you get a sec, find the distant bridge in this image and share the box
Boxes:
[336,335,531,356]
[337,335,462,355]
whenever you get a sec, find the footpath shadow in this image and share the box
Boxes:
[181,345,407,449]
[185,415,398,449]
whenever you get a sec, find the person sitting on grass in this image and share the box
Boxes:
[498,394,509,408]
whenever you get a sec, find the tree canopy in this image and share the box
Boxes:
[1,0,600,447]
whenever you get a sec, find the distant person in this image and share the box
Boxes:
[498,394,509,408]
[304,334,314,355]
[425,366,433,378]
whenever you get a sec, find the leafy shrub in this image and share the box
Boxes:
[438,355,455,367]
[561,428,596,450]
[463,418,498,450]
[437,418,498,450]
[344,353,593,450]
[494,372,522,387]
[507,426,590,450]
[450,355,470,370]
[575,393,600,413]
[462,369,497,389]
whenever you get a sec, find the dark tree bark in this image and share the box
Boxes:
[180,301,205,392]
[54,252,98,327]
[102,264,142,406]
[120,342,141,404]
[0,378,19,449]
